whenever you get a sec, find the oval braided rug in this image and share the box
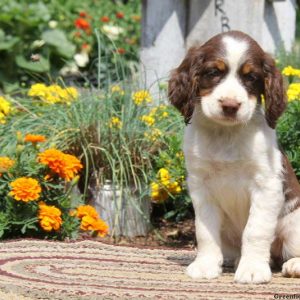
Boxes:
[0,240,299,299]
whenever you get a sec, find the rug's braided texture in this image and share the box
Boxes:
[0,240,299,299]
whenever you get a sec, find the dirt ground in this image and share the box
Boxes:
[99,218,196,249]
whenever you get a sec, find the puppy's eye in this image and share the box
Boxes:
[204,68,222,78]
[244,73,257,82]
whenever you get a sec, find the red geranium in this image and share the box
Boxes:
[79,11,87,17]
[116,48,126,55]
[116,12,124,19]
[74,18,90,30]
[100,16,110,23]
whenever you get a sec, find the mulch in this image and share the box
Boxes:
[0,239,298,299]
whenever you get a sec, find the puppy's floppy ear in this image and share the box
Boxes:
[263,54,287,129]
[168,47,202,125]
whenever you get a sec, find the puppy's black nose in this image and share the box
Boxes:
[219,99,241,117]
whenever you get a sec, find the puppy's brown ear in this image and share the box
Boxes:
[168,47,202,124]
[263,54,287,129]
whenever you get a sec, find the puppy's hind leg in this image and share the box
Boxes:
[282,258,300,278]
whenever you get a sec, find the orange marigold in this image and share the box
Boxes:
[80,215,109,237]
[77,205,108,237]
[38,202,62,232]
[9,177,41,202]
[38,149,83,181]
[92,219,109,237]
[24,134,46,143]
[76,205,99,219]
[0,156,14,175]
[80,215,97,231]
[62,154,83,181]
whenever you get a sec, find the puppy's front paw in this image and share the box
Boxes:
[186,257,222,279]
[234,258,271,284]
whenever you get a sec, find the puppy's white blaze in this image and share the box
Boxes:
[222,36,248,72]
[200,37,255,125]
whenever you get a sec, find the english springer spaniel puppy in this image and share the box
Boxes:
[168,31,300,284]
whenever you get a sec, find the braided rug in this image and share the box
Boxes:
[0,239,299,299]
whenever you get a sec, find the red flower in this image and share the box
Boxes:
[100,16,110,23]
[116,48,126,55]
[81,43,91,52]
[79,11,88,17]
[74,18,90,30]
[116,12,124,19]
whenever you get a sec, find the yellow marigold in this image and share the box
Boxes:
[0,156,14,176]
[0,156,14,171]
[108,116,122,129]
[38,148,83,181]
[28,83,48,98]
[76,205,99,219]
[38,202,62,232]
[282,66,300,77]
[168,181,182,194]
[24,134,46,143]
[149,105,169,119]
[9,177,41,202]
[28,83,78,104]
[162,111,169,118]
[0,96,11,124]
[150,182,169,202]
[157,168,171,186]
[144,128,161,142]
[150,168,183,202]
[287,83,300,101]
[175,151,184,160]
[111,85,125,96]
[44,84,65,104]
[140,115,155,126]
[132,90,152,105]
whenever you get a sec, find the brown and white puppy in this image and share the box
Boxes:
[168,31,300,284]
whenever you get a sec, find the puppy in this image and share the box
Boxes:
[168,31,300,284]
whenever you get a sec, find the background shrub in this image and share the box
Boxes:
[0,0,141,92]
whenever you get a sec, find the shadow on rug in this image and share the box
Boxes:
[0,240,297,299]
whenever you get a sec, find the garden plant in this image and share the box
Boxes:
[0,1,300,241]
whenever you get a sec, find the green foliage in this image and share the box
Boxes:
[277,100,300,178]
[0,0,141,92]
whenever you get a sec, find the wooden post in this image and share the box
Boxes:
[140,0,187,98]
[141,0,296,93]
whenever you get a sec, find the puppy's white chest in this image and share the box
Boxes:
[196,159,252,239]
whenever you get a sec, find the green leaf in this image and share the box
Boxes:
[0,29,5,40]
[0,79,19,93]
[15,55,50,73]
[0,37,19,50]
[164,210,177,220]
[42,29,75,58]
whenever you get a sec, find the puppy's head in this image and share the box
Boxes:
[168,31,286,128]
